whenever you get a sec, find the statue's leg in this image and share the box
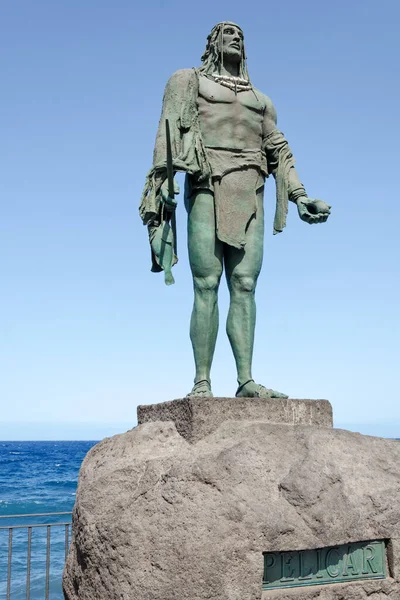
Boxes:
[187,190,223,396]
[224,188,288,399]
[224,187,264,388]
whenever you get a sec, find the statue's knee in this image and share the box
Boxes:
[193,274,220,293]
[230,274,256,294]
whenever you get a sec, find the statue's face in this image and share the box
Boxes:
[221,24,243,64]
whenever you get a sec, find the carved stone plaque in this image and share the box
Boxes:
[263,540,386,591]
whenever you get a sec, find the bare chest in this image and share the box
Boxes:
[197,75,265,149]
[198,75,264,112]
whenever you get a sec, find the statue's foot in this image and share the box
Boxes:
[235,380,288,399]
[186,379,213,398]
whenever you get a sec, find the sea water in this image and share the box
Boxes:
[0,441,98,599]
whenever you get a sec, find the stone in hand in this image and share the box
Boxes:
[297,198,331,224]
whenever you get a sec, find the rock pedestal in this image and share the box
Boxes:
[63,398,400,599]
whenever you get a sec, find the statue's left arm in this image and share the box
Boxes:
[262,95,330,233]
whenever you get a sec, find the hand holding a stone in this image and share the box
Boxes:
[297,198,331,225]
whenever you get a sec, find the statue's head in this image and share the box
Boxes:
[200,22,249,80]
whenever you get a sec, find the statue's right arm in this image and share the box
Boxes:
[141,70,193,227]
[152,69,195,168]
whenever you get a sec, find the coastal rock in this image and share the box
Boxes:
[63,408,400,599]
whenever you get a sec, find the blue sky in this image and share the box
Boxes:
[1,0,399,440]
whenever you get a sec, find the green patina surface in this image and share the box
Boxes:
[263,540,386,590]
[141,22,331,399]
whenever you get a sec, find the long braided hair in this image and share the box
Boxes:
[199,22,250,81]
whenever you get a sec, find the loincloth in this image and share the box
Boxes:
[187,148,268,249]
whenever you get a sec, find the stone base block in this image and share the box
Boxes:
[137,396,333,443]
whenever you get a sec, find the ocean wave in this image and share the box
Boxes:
[0,438,94,600]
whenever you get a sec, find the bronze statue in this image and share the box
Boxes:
[140,22,330,398]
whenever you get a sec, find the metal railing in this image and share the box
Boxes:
[0,512,72,600]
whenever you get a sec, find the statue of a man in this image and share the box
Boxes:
[140,22,330,399]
